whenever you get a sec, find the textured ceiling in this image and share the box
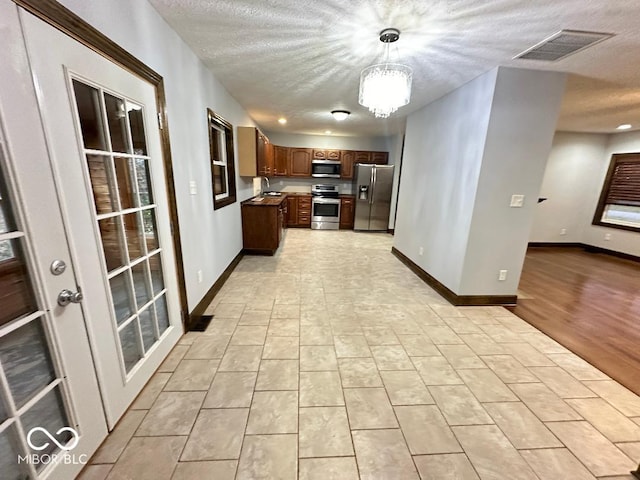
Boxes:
[148,0,640,136]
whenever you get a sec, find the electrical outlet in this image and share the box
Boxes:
[189,180,198,195]
[560,229,567,236]
[197,270,203,283]
[498,270,508,281]
[604,233,612,241]
[510,194,525,208]
[419,247,424,256]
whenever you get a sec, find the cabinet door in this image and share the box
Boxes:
[287,196,298,226]
[265,143,274,176]
[371,151,389,165]
[341,150,355,179]
[290,148,312,177]
[297,195,312,227]
[312,149,326,159]
[340,197,355,229]
[274,146,289,176]
[256,132,267,176]
[326,149,341,160]
[355,151,372,164]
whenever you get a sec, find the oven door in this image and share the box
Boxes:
[312,197,341,222]
[311,160,341,178]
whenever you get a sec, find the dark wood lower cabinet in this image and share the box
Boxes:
[241,199,286,255]
[287,194,311,227]
[340,196,355,229]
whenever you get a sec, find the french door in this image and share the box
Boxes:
[17,8,183,429]
[0,3,184,478]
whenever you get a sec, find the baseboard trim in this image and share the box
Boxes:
[528,242,640,263]
[187,251,244,331]
[528,242,583,248]
[581,244,640,263]
[391,247,517,306]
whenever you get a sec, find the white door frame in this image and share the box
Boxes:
[18,10,186,428]
[12,0,189,330]
[0,3,107,479]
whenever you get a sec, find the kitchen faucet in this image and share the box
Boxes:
[261,176,270,194]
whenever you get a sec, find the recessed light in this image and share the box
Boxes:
[617,124,632,130]
[278,118,287,125]
[325,130,332,135]
[331,110,351,121]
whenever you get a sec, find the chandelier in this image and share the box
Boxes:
[359,28,413,118]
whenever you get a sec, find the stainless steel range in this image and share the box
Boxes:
[311,184,341,230]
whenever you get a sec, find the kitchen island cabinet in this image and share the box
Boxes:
[241,196,287,255]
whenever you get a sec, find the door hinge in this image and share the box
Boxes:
[157,112,164,130]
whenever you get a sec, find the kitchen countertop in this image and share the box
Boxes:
[241,195,288,207]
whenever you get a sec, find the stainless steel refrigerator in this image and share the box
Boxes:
[353,164,394,231]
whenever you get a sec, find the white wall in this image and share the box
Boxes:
[530,132,608,243]
[264,132,391,151]
[57,0,255,311]
[459,68,566,295]
[394,69,498,292]
[531,130,640,257]
[394,67,566,297]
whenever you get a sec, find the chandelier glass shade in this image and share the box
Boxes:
[358,28,413,118]
[359,63,413,118]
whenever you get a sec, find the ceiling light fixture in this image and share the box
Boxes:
[617,124,632,130]
[359,28,413,119]
[331,110,351,121]
[278,117,287,125]
[325,130,332,135]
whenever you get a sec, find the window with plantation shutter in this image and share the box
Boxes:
[593,153,640,231]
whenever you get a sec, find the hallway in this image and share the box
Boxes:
[81,230,640,480]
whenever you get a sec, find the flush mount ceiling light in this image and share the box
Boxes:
[278,117,287,125]
[617,124,632,130]
[359,28,413,119]
[330,110,351,121]
[325,130,332,135]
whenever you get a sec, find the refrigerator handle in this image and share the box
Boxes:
[369,166,375,205]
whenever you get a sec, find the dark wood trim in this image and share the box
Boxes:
[387,229,395,235]
[207,108,237,210]
[582,244,640,263]
[528,242,583,248]
[592,153,640,233]
[13,0,189,325]
[527,242,640,263]
[391,247,517,306]
[188,251,244,330]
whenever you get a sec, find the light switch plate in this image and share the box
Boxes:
[189,180,197,195]
[510,194,525,208]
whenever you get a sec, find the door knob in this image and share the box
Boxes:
[58,289,83,307]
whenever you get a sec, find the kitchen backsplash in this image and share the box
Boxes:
[254,177,354,195]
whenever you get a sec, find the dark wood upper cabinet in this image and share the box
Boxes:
[354,151,372,164]
[313,149,341,161]
[274,146,289,176]
[237,126,272,177]
[289,148,312,177]
[371,151,389,165]
[341,150,355,180]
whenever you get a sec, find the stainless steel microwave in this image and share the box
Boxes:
[311,160,341,178]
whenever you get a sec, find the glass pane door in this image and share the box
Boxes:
[0,135,74,479]
[71,79,170,377]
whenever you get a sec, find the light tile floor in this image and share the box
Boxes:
[81,230,640,480]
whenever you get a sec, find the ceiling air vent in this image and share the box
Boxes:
[515,29,614,62]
